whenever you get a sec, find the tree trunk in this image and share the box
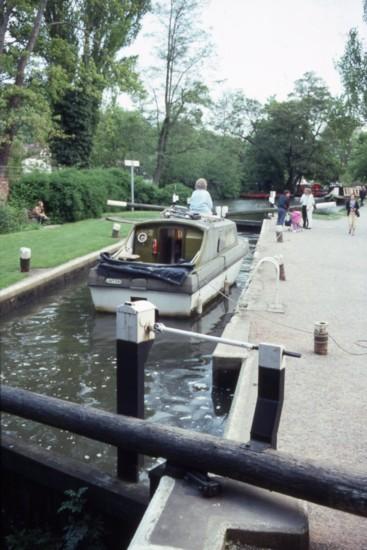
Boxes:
[0,5,13,55]
[153,117,170,185]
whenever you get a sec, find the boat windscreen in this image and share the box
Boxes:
[133,224,202,264]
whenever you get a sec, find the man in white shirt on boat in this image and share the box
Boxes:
[189,178,213,214]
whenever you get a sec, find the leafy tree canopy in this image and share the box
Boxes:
[145,0,212,184]
[338,28,367,121]
[0,0,52,182]
[239,73,352,191]
[346,131,367,182]
[44,0,151,167]
[90,105,156,174]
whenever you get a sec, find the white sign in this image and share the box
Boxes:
[107,199,127,207]
[124,160,140,167]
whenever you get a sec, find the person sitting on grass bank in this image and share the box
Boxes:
[189,178,213,214]
[31,200,49,224]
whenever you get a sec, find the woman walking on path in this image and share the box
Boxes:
[346,193,360,235]
[300,187,315,229]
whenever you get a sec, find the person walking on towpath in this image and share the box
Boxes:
[189,178,213,214]
[346,193,360,235]
[300,187,316,229]
[276,190,291,226]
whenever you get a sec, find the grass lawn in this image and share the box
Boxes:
[0,211,159,289]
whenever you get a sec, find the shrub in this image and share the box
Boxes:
[158,182,192,205]
[10,168,131,223]
[0,204,30,234]
[10,169,192,223]
[4,487,106,550]
[134,179,161,204]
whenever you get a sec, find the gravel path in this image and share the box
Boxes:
[246,209,367,549]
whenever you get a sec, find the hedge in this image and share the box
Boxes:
[0,204,31,234]
[10,169,192,223]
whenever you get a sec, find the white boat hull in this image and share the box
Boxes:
[90,257,243,317]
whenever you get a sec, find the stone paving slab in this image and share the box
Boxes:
[129,476,308,550]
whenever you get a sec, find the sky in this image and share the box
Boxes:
[124,0,367,104]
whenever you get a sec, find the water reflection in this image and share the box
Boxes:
[0,232,257,474]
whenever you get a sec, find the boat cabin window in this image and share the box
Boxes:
[133,224,203,264]
[217,227,237,252]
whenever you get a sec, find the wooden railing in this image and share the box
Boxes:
[1,384,366,518]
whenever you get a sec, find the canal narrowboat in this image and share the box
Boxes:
[88,206,249,317]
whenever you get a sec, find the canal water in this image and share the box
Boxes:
[1,210,259,476]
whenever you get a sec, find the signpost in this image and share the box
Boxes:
[124,160,140,210]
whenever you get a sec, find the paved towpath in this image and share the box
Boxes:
[245,209,367,548]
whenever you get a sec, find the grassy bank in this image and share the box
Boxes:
[0,211,159,289]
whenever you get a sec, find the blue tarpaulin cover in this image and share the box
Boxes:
[97,252,193,286]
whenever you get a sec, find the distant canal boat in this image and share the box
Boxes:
[88,206,249,317]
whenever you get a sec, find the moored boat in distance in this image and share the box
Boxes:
[88,206,249,317]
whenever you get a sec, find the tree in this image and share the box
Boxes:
[346,131,367,182]
[316,98,359,181]
[148,0,212,185]
[236,74,347,192]
[212,90,264,143]
[0,0,49,197]
[44,0,150,167]
[338,28,367,122]
[161,122,242,198]
[90,105,156,173]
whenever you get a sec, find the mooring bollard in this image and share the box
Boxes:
[112,223,121,238]
[19,247,31,272]
[314,321,328,355]
[275,225,283,242]
[274,254,286,281]
[250,343,285,449]
[116,300,156,482]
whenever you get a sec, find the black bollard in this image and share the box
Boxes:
[275,254,286,281]
[275,226,284,242]
[19,247,31,272]
[116,300,156,482]
[314,321,328,355]
[250,343,285,449]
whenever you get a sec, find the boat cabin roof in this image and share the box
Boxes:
[134,215,235,232]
